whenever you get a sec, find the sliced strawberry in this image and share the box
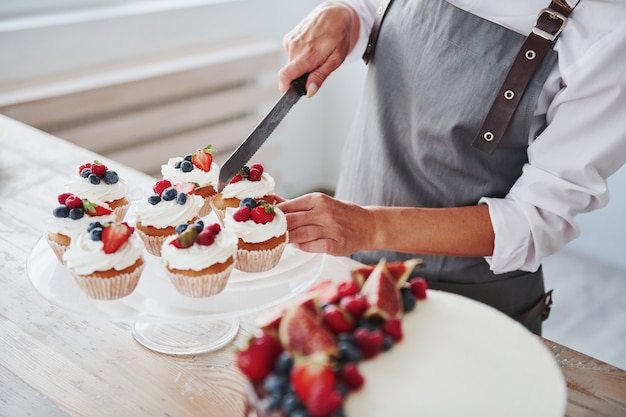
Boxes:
[83,199,113,217]
[153,179,172,196]
[235,330,282,382]
[173,182,197,195]
[101,222,133,254]
[191,145,214,172]
[250,202,275,224]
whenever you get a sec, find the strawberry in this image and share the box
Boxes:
[341,362,365,391]
[235,330,282,382]
[57,192,73,205]
[336,279,359,298]
[101,222,133,254]
[290,362,342,417]
[153,179,172,196]
[78,162,91,175]
[250,201,275,224]
[230,174,243,184]
[173,182,197,195]
[64,195,84,209]
[196,229,215,246]
[408,277,428,300]
[191,145,214,172]
[91,161,107,178]
[322,304,354,334]
[354,327,384,359]
[83,199,113,217]
[339,294,369,321]
[233,206,251,222]
[382,318,403,342]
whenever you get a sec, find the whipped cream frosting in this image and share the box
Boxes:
[47,210,116,238]
[161,157,219,188]
[133,195,203,229]
[220,172,275,199]
[224,206,287,243]
[66,177,129,203]
[63,230,144,275]
[161,227,238,271]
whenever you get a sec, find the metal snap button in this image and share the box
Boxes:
[504,90,515,100]
[483,132,495,142]
[525,50,537,60]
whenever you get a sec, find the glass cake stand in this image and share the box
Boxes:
[27,236,325,355]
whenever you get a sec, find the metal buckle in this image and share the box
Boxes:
[532,8,568,41]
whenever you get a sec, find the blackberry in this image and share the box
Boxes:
[147,195,161,205]
[53,206,70,218]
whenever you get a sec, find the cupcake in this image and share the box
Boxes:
[211,163,276,223]
[133,179,204,256]
[161,144,219,217]
[63,221,145,300]
[224,198,288,273]
[46,192,116,263]
[66,160,130,222]
[161,219,238,297]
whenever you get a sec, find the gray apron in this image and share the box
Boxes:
[335,0,557,334]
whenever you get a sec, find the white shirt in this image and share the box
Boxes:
[338,0,626,273]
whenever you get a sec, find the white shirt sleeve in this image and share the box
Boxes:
[481,2,626,273]
[332,0,378,61]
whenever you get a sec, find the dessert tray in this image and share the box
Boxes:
[27,236,325,355]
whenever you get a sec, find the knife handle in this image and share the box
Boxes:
[292,73,309,97]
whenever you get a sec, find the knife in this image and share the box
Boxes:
[216,73,309,193]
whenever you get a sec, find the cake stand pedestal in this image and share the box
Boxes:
[27,237,324,355]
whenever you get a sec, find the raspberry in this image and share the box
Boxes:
[341,363,365,391]
[196,230,215,246]
[153,179,172,196]
[91,162,107,178]
[64,195,84,209]
[57,192,73,205]
[408,277,428,300]
[248,167,262,181]
[233,206,251,222]
[207,223,221,235]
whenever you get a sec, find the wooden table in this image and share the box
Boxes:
[1,115,624,417]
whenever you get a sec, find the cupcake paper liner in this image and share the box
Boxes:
[135,228,171,257]
[113,204,130,223]
[73,263,144,300]
[166,263,234,297]
[198,196,215,218]
[235,241,287,273]
[46,236,69,264]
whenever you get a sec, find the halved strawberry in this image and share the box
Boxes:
[101,222,133,254]
[83,199,113,217]
[173,182,197,195]
[191,145,214,172]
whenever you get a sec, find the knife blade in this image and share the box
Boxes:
[216,73,309,193]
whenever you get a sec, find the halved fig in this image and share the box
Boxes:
[278,303,338,358]
[360,260,403,320]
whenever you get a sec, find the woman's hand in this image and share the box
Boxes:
[279,2,360,97]
[278,192,375,256]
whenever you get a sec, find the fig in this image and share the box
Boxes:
[352,258,423,288]
[360,260,403,321]
[278,302,338,359]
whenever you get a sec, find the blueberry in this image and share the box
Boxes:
[53,206,69,218]
[90,228,103,241]
[281,393,304,415]
[69,208,84,220]
[195,219,204,229]
[175,224,188,234]
[180,160,193,172]
[88,173,101,184]
[104,170,119,184]
[338,340,362,363]
[240,197,257,209]
[263,373,288,395]
[174,160,182,169]
[147,195,161,205]
[80,168,91,178]
[161,187,177,201]
[87,221,103,232]
[382,334,394,351]
[267,393,283,410]
[337,332,356,345]
[242,166,250,176]
[274,352,294,375]
[176,192,187,205]
[401,287,416,312]
[183,154,193,161]
[193,222,203,233]
[290,409,311,417]
[335,381,350,397]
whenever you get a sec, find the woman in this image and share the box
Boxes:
[277,0,626,334]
